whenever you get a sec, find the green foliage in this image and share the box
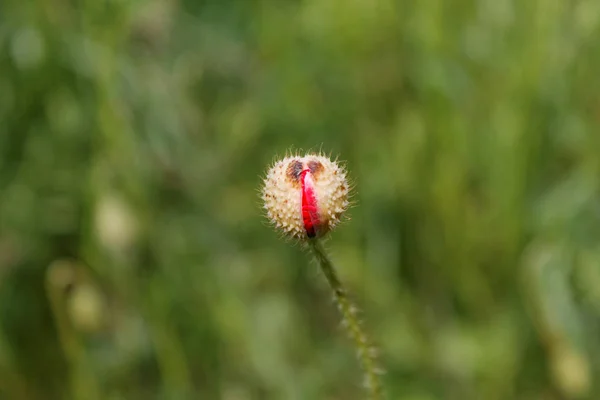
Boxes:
[1,0,600,399]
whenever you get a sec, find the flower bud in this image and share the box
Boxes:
[261,153,350,240]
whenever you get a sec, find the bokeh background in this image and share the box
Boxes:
[1,0,600,399]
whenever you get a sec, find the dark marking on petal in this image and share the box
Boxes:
[307,160,324,177]
[286,159,303,185]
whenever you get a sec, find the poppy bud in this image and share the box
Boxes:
[261,153,350,240]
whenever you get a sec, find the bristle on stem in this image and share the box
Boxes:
[308,238,384,399]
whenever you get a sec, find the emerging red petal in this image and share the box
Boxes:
[300,169,320,237]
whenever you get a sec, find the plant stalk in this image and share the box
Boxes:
[308,239,384,399]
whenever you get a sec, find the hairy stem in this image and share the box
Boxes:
[308,239,384,399]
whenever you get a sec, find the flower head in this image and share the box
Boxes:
[261,152,350,240]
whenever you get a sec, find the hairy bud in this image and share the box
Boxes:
[261,153,350,240]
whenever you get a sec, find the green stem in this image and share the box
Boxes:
[308,239,384,399]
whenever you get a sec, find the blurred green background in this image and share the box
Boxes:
[1,0,600,399]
